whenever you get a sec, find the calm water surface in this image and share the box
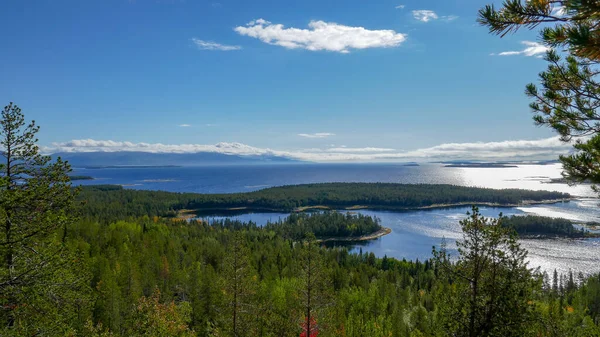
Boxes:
[74,163,600,275]
[73,163,595,196]
[200,203,600,276]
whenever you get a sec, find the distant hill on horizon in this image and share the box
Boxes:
[52,151,300,167]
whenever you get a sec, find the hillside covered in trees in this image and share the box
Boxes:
[60,208,600,336]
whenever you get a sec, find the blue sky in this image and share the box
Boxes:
[0,0,569,161]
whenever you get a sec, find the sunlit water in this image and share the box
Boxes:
[199,203,600,276]
[74,162,600,275]
[74,163,595,196]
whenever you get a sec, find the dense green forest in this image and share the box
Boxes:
[7,0,600,335]
[263,211,383,240]
[78,183,570,222]
[500,215,590,238]
[2,104,600,336]
[58,210,600,336]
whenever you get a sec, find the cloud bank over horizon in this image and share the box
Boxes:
[46,136,572,162]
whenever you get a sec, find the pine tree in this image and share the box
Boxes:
[433,207,538,337]
[299,233,330,337]
[219,232,256,337]
[479,1,600,189]
[0,102,91,335]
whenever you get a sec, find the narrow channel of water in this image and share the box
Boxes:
[196,200,600,275]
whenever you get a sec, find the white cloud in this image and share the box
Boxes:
[412,10,438,22]
[47,136,572,162]
[191,38,242,51]
[234,19,407,53]
[395,5,405,9]
[495,41,549,57]
[411,11,457,23]
[298,133,336,138]
[551,6,566,17]
[326,147,395,153]
[179,124,192,127]
[442,15,459,22]
[50,139,275,156]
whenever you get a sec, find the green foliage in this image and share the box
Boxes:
[264,211,382,240]
[434,207,538,337]
[218,233,257,337]
[479,1,600,188]
[479,1,600,60]
[500,214,587,238]
[2,103,599,335]
[126,288,195,337]
[299,233,331,336]
[78,183,569,223]
[63,210,600,336]
[0,102,92,335]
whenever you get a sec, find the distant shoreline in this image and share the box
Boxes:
[79,165,183,169]
[179,198,573,218]
[69,175,94,180]
[445,163,518,168]
[317,227,392,243]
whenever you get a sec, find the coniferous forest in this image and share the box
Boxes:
[6,0,600,336]
[1,103,600,336]
[77,183,569,222]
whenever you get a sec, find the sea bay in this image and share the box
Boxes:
[74,162,600,275]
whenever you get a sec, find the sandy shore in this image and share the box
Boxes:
[318,227,392,243]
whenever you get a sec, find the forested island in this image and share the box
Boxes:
[76,184,587,242]
[263,211,386,241]
[500,215,596,238]
[69,175,94,180]
[78,183,570,222]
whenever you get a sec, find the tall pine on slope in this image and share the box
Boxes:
[433,207,537,337]
[219,232,257,337]
[299,233,331,337]
[0,102,91,335]
[479,1,600,189]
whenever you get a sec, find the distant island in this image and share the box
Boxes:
[79,183,571,222]
[83,165,182,169]
[445,163,518,168]
[69,175,94,180]
[439,160,559,167]
[262,211,390,242]
[54,150,298,167]
[501,215,599,239]
[543,177,592,184]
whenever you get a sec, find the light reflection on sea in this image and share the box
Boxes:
[74,162,600,275]
[204,203,600,276]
